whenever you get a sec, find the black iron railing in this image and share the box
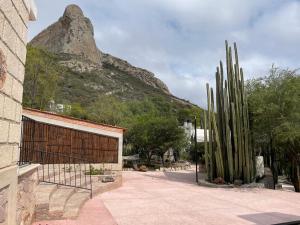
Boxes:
[18,116,96,198]
[36,150,93,198]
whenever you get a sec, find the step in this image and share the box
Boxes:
[49,186,76,219]
[63,191,90,219]
[34,183,58,221]
[36,183,58,207]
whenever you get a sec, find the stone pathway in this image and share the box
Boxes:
[101,169,300,225]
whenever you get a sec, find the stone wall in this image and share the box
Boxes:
[0,1,36,225]
[0,186,8,225]
[17,166,39,225]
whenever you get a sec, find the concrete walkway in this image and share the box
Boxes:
[101,169,300,225]
[33,168,300,225]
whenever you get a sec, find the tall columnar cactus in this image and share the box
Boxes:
[205,41,254,184]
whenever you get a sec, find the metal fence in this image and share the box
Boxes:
[35,150,93,198]
[18,116,100,198]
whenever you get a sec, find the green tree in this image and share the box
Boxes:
[23,46,61,109]
[126,115,189,165]
[87,96,128,126]
[247,66,300,191]
[66,103,88,120]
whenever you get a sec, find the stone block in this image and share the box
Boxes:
[11,0,25,34]
[0,144,13,168]
[12,78,23,102]
[0,39,8,62]
[17,167,39,225]
[0,1,13,20]
[0,185,8,223]
[12,0,29,24]
[12,144,19,164]
[7,4,20,34]
[16,37,26,64]
[3,97,16,121]
[18,62,25,83]
[4,44,19,79]
[20,22,27,43]
[0,93,4,117]
[0,120,9,142]
[3,20,17,53]
[8,122,21,143]
[1,73,13,96]
[14,103,22,123]
[0,12,5,40]
[18,39,26,63]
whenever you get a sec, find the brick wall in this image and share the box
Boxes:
[0,1,36,225]
[0,0,30,170]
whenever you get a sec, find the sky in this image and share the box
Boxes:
[28,0,300,107]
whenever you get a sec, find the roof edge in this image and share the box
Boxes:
[22,107,126,132]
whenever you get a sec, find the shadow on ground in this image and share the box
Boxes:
[143,170,200,185]
[239,212,300,225]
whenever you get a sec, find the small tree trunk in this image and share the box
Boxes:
[146,152,153,166]
[292,164,300,193]
[161,154,164,166]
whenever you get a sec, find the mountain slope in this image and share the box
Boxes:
[24,4,201,126]
[30,4,170,94]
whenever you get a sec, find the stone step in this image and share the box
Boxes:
[62,191,90,219]
[36,183,58,207]
[34,183,58,221]
[48,186,76,219]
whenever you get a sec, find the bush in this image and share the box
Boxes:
[85,165,104,175]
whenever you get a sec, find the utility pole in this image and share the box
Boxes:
[194,116,198,183]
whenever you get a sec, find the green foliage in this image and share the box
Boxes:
[177,107,203,127]
[125,115,189,164]
[87,96,128,126]
[246,67,300,189]
[23,46,62,109]
[24,46,201,126]
[65,103,88,120]
[85,165,104,175]
[247,67,300,146]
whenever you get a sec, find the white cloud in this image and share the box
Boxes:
[29,0,300,107]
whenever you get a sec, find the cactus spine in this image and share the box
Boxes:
[204,41,254,184]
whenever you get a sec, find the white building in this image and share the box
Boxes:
[181,121,209,143]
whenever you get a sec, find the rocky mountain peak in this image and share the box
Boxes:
[63,4,84,20]
[30,4,101,64]
[30,4,171,94]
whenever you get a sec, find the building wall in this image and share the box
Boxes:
[0,1,36,225]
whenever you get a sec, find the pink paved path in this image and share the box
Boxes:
[101,169,300,225]
[32,195,117,225]
[34,169,300,225]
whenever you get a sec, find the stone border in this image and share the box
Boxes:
[198,179,234,188]
[18,164,40,177]
[198,179,265,189]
